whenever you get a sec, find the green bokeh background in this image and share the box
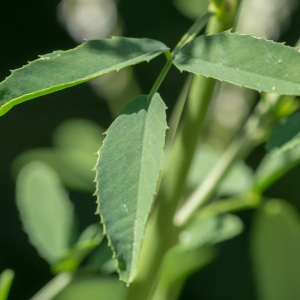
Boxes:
[0,1,299,299]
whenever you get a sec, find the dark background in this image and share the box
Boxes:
[0,1,299,299]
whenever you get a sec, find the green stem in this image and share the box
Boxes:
[147,51,173,105]
[30,272,73,300]
[147,11,213,106]
[174,134,252,226]
[174,92,286,226]
[172,12,212,56]
[0,269,14,300]
[195,192,261,221]
[126,7,239,299]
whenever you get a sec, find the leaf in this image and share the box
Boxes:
[180,213,244,250]
[52,224,103,273]
[94,93,168,283]
[154,246,215,299]
[12,119,104,192]
[267,110,300,155]
[0,269,14,300]
[153,214,243,298]
[53,277,126,300]
[251,200,300,300]
[173,0,209,20]
[0,37,169,116]
[16,161,75,264]
[173,31,300,95]
[254,142,300,193]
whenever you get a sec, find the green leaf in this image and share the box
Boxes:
[251,200,300,300]
[53,277,126,300]
[154,246,215,299]
[0,269,14,300]
[153,214,243,298]
[52,224,103,273]
[173,31,300,95]
[94,93,168,283]
[12,119,104,192]
[181,213,244,249]
[16,161,75,264]
[173,0,209,20]
[267,110,300,155]
[254,142,300,193]
[0,37,169,116]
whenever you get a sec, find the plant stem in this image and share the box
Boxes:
[125,5,239,299]
[172,12,212,56]
[195,192,261,221]
[175,92,286,226]
[174,134,253,226]
[147,11,213,105]
[147,51,173,105]
[30,272,73,300]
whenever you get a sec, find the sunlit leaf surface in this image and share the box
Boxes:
[94,93,167,283]
[174,31,300,95]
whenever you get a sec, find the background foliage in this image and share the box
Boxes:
[0,0,299,299]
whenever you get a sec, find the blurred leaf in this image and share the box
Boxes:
[173,31,300,95]
[254,143,300,193]
[187,145,254,195]
[0,37,169,116]
[267,110,300,155]
[251,199,300,300]
[154,246,215,299]
[53,277,126,300]
[182,213,244,249]
[0,269,14,300]
[52,224,103,273]
[173,0,209,20]
[16,161,75,264]
[53,118,103,153]
[87,243,116,275]
[94,93,168,283]
[12,119,104,192]
[154,214,243,298]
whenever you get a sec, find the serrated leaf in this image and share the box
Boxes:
[0,37,169,116]
[251,200,300,300]
[173,31,300,95]
[16,161,75,264]
[267,110,300,155]
[94,93,167,283]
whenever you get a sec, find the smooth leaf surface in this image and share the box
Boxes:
[0,37,169,116]
[173,31,300,95]
[267,110,300,155]
[251,200,300,300]
[16,161,75,264]
[94,93,167,283]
